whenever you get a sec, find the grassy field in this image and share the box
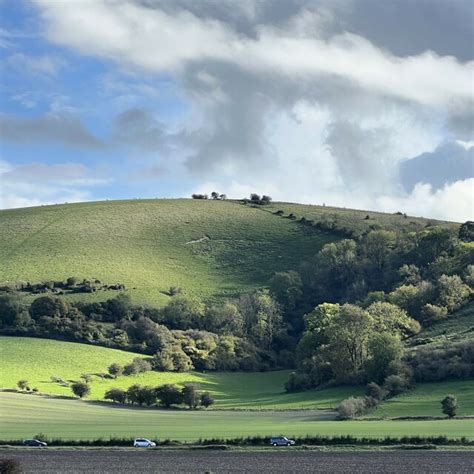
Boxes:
[372,380,474,418]
[264,202,453,237]
[0,336,362,409]
[1,392,472,441]
[0,199,334,305]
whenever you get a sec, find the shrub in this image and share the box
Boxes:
[71,381,90,399]
[80,373,92,384]
[181,384,200,409]
[108,363,123,378]
[200,392,215,408]
[421,304,448,324]
[104,388,127,404]
[337,396,371,419]
[131,357,152,373]
[155,384,183,408]
[383,375,409,396]
[17,379,29,391]
[441,395,458,418]
[284,371,312,392]
[365,382,386,401]
[51,375,67,385]
[66,277,78,287]
[123,363,138,376]
[168,286,182,296]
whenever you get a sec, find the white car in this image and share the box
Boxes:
[133,438,156,448]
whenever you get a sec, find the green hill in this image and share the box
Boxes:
[0,199,336,305]
[0,198,448,306]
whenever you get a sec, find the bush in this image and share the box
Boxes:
[337,396,372,420]
[441,395,458,418]
[131,357,152,373]
[200,392,215,408]
[181,384,200,409]
[71,381,90,399]
[108,363,123,378]
[80,373,92,383]
[365,382,386,401]
[17,379,29,391]
[104,388,127,404]
[284,371,312,392]
[383,375,409,396]
[155,384,183,408]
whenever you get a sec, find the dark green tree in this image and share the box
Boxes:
[181,384,200,409]
[441,395,458,418]
[71,381,90,399]
[155,384,183,408]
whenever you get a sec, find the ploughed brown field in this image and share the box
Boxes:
[1,449,473,473]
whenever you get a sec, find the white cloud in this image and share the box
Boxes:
[33,0,473,108]
[0,160,109,209]
[6,52,66,76]
[376,179,474,222]
[29,0,474,221]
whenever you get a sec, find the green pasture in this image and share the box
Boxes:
[0,199,333,305]
[372,380,474,418]
[0,336,361,409]
[1,392,472,441]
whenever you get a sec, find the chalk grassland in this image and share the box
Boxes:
[1,392,472,441]
[0,199,334,305]
[0,336,361,409]
[264,202,453,236]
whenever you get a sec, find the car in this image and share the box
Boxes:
[23,439,47,447]
[133,438,156,448]
[270,436,295,447]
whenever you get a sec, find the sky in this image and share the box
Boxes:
[0,0,473,221]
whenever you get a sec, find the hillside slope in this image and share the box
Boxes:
[0,199,334,305]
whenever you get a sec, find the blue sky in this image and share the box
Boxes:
[0,0,473,220]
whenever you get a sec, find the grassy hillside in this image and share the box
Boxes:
[0,199,335,305]
[408,302,474,349]
[373,380,474,418]
[0,336,361,409]
[264,202,453,237]
[1,392,472,441]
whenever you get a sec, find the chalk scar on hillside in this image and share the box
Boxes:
[185,236,211,245]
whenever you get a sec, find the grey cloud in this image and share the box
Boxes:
[325,120,395,192]
[0,113,104,149]
[113,108,168,150]
[341,0,474,61]
[400,142,474,192]
[139,0,473,60]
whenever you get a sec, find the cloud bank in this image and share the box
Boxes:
[2,0,472,220]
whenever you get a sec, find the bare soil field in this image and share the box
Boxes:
[1,449,473,473]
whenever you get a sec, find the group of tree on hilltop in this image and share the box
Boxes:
[191,192,273,205]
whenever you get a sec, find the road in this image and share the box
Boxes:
[1,448,474,473]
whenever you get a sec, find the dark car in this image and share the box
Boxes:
[270,436,295,446]
[23,439,47,447]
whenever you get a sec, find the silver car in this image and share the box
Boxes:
[133,438,156,448]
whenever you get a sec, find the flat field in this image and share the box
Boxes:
[1,392,472,441]
[0,336,361,409]
[2,450,474,474]
[0,199,334,305]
